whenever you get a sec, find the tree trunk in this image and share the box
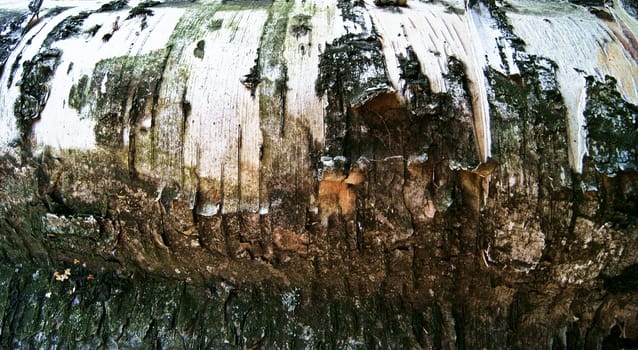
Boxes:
[0,0,637,348]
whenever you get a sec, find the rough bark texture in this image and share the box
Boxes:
[1,0,638,348]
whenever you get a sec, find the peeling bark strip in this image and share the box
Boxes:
[1,0,638,348]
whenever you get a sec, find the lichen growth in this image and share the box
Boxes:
[242,55,262,97]
[68,74,90,112]
[274,62,288,134]
[274,63,288,98]
[6,52,22,88]
[43,11,91,47]
[97,0,129,13]
[258,0,292,66]
[166,3,221,45]
[88,49,170,150]
[289,14,311,38]
[126,0,160,20]
[222,0,274,5]
[84,24,102,37]
[208,19,223,31]
[126,0,161,30]
[486,55,567,173]
[337,0,366,24]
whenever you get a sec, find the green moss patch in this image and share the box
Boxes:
[88,49,170,149]
[97,0,128,12]
[126,0,161,30]
[68,74,90,112]
[126,0,160,20]
[208,18,223,31]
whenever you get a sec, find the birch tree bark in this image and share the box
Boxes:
[0,0,637,348]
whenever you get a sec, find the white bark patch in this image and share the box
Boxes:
[58,7,182,149]
[367,0,492,161]
[507,0,638,172]
[0,8,83,153]
[182,9,269,213]
[283,0,343,146]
